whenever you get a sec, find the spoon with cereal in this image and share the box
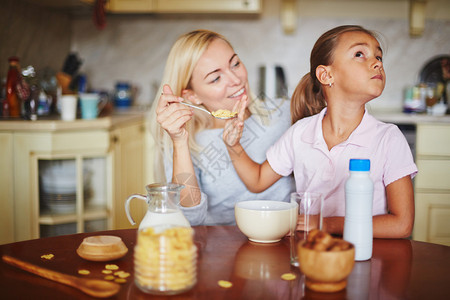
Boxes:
[180,102,237,120]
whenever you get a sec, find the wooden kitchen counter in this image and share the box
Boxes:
[1,226,449,299]
[0,110,147,132]
[371,111,450,125]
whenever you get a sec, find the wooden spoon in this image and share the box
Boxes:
[2,255,120,298]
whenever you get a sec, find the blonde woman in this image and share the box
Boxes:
[149,30,294,225]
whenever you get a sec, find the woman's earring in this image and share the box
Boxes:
[329,82,332,87]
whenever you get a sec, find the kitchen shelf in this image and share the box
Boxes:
[39,208,109,225]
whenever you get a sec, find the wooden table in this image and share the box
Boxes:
[1,226,449,299]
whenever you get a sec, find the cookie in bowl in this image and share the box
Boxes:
[297,229,355,293]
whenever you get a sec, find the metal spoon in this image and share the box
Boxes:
[179,102,237,120]
[2,255,120,298]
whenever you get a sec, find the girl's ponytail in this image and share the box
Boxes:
[290,73,326,124]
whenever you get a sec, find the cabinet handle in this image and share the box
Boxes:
[112,135,119,143]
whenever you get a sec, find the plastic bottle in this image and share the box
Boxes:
[22,65,38,120]
[37,90,49,116]
[343,158,373,261]
[114,82,132,108]
[28,84,39,121]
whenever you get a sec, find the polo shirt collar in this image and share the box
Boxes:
[302,107,377,149]
[302,107,326,146]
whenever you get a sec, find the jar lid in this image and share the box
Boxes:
[349,159,370,171]
[76,235,128,261]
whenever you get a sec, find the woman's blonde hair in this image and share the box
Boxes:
[291,25,380,123]
[149,29,273,181]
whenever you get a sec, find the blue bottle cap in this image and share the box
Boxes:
[116,82,130,89]
[349,159,370,171]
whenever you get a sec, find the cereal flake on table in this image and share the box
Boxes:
[116,271,131,278]
[281,273,296,281]
[105,264,119,270]
[218,280,233,288]
[115,278,127,284]
[40,254,54,260]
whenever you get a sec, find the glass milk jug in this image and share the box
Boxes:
[125,183,190,230]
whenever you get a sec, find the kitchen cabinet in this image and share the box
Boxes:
[111,119,147,229]
[0,133,14,245]
[0,113,146,243]
[413,123,450,246]
[107,0,154,13]
[107,0,261,14]
[154,0,261,13]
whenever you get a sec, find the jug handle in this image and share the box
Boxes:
[125,193,147,225]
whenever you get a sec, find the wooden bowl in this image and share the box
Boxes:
[77,235,128,261]
[297,240,355,293]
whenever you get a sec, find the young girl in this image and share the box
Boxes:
[149,30,295,226]
[225,25,418,238]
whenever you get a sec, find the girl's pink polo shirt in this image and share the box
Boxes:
[266,108,418,217]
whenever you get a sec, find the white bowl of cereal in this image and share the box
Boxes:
[235,200,297,243]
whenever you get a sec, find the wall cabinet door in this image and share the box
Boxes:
[154,0,261,13]
[107,0,154,13]
[107,0,261,13]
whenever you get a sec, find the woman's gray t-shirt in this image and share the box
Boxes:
[167,98,295,225]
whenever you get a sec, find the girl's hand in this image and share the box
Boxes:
[223,95,247,148]
[156,84,193,143]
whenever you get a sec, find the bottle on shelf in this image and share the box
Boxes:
[114,82,132,108]
[27,84,39,121]
[37,90,50,116]
[5,57,30,118]
[343,158,374,261]
[1,78,9,117]
[5,57,21,117]
[22,65,38,121]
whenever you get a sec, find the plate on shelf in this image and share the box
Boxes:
[419,55,450,85]
[40,192,76,214]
